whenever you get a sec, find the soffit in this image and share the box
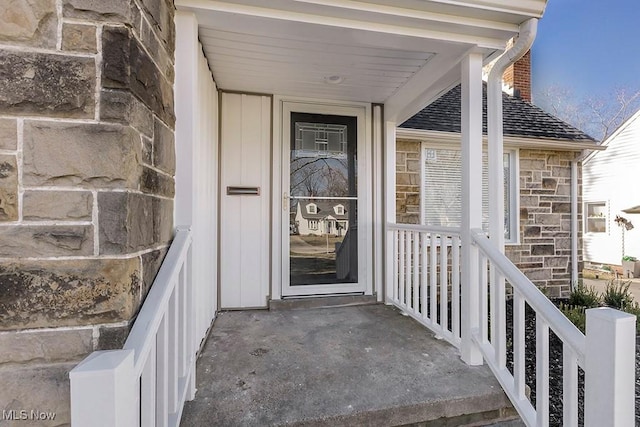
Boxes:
[177,0,548,112]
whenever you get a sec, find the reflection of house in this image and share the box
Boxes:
[295,201,349,236]
[583,109,640,265]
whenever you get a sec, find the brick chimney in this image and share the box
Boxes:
[502,50,531,102]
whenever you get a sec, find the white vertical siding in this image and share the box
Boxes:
[220,93,271,308]
[583,112,640,265]
[175,11,219,346]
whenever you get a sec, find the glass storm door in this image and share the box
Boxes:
[282,112,364,296]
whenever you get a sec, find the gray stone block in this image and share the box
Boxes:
[61,22,97,53]
[0,154,18,221]
[102,26,175,126]
[0,225,93,257]
[97,324,130,350]
[0,118,17,150]
[98,192,173,254]
[23,191,92,221]
[0,258,141,330]
[100,89,154,137]
[153,118,175,174]
[0,0,57,48]
[0,362,74,426]
[141,166,174,197]
[141,248,168,300]
[23,121,141,188]
[0,328,93,364]
[0,51,95,118]
[63,0,134,23]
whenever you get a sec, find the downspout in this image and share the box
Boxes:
[571,149,592,289]
[571,157,579,288]
[487,19,538,252]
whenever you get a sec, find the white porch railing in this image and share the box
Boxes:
[470,229,636,427]
[69,227,196,427]
[387,223,462,348]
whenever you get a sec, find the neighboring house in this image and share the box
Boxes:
[583,109,640,266]
[396,57,599,296]
[294,201,349,236]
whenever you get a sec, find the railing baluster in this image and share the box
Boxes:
[399,230,405,306]
[179,266,188,377]
[141,339,157,427]
[405,230,412,310]
[157,314,169,427]
[480,254,488,344]
[513,291,526,401]
[393,230,399,303]
[420,232,428,320]
[562,343,578,427]
[439,234,448,332]
[451,235,460,340]
[413,231,420,315]
[429,233,437,323]
[495,271,506,369]
[168,287,179,414]
[536,316,550,427]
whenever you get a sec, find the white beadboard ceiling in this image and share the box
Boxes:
[177,0,548,118]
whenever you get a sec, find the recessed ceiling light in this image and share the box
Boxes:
[324,75,344,85]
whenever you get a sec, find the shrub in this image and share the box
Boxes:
[568,281,601,308]
[559,303,586,333]
[603,280,635,310]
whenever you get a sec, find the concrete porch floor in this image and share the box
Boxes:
[180,303,520,426]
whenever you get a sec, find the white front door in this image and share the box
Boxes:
[281,102,369,297]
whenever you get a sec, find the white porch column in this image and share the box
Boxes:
[384,121,397,304]
[460,52,484,365]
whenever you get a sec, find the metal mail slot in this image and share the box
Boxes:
[227,186,260,196]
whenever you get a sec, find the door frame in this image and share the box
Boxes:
[272,97,373,299]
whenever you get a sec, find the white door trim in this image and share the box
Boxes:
[273,97,372,298]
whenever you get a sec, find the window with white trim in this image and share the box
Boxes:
[309,219,318,230]
[585,202,607,233]
[421,143,518,242]
[306,203,317,214]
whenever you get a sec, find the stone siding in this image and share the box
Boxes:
[396,140,422,224]
[396,141,581,297]
[0,0,176,423]
[506,149,582,297]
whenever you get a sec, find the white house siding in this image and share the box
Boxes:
[583,112,640,266]
[220,93,272,308]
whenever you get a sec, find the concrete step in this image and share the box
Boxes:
[268,294,378,310]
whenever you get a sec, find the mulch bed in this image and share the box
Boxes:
[504,299,640,426]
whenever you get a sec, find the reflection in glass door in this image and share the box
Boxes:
[289,113,358,286]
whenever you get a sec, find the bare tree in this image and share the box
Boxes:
[536,85,640,141]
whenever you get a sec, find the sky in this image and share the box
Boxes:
[531,0,640,103]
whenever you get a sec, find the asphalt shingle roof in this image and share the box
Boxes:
[400,84,595,142]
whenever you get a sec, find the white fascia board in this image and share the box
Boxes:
[431,0,547,18]
[176,0,512,49]
[396,128,604,151]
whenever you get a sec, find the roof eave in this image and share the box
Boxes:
[396,128,604,151]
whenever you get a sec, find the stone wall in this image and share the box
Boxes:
[396,141,581,297]
[0,0,176,424]
[506,149,582,297]
[396,140,422,224]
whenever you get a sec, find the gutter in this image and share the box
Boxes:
[487,18,538,252]
[396,128,603,151]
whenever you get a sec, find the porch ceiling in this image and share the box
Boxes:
[177,0,548,122]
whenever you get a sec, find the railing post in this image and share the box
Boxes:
[70,349,136,427]
[584,308,636,427]
[460,52,484,365]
